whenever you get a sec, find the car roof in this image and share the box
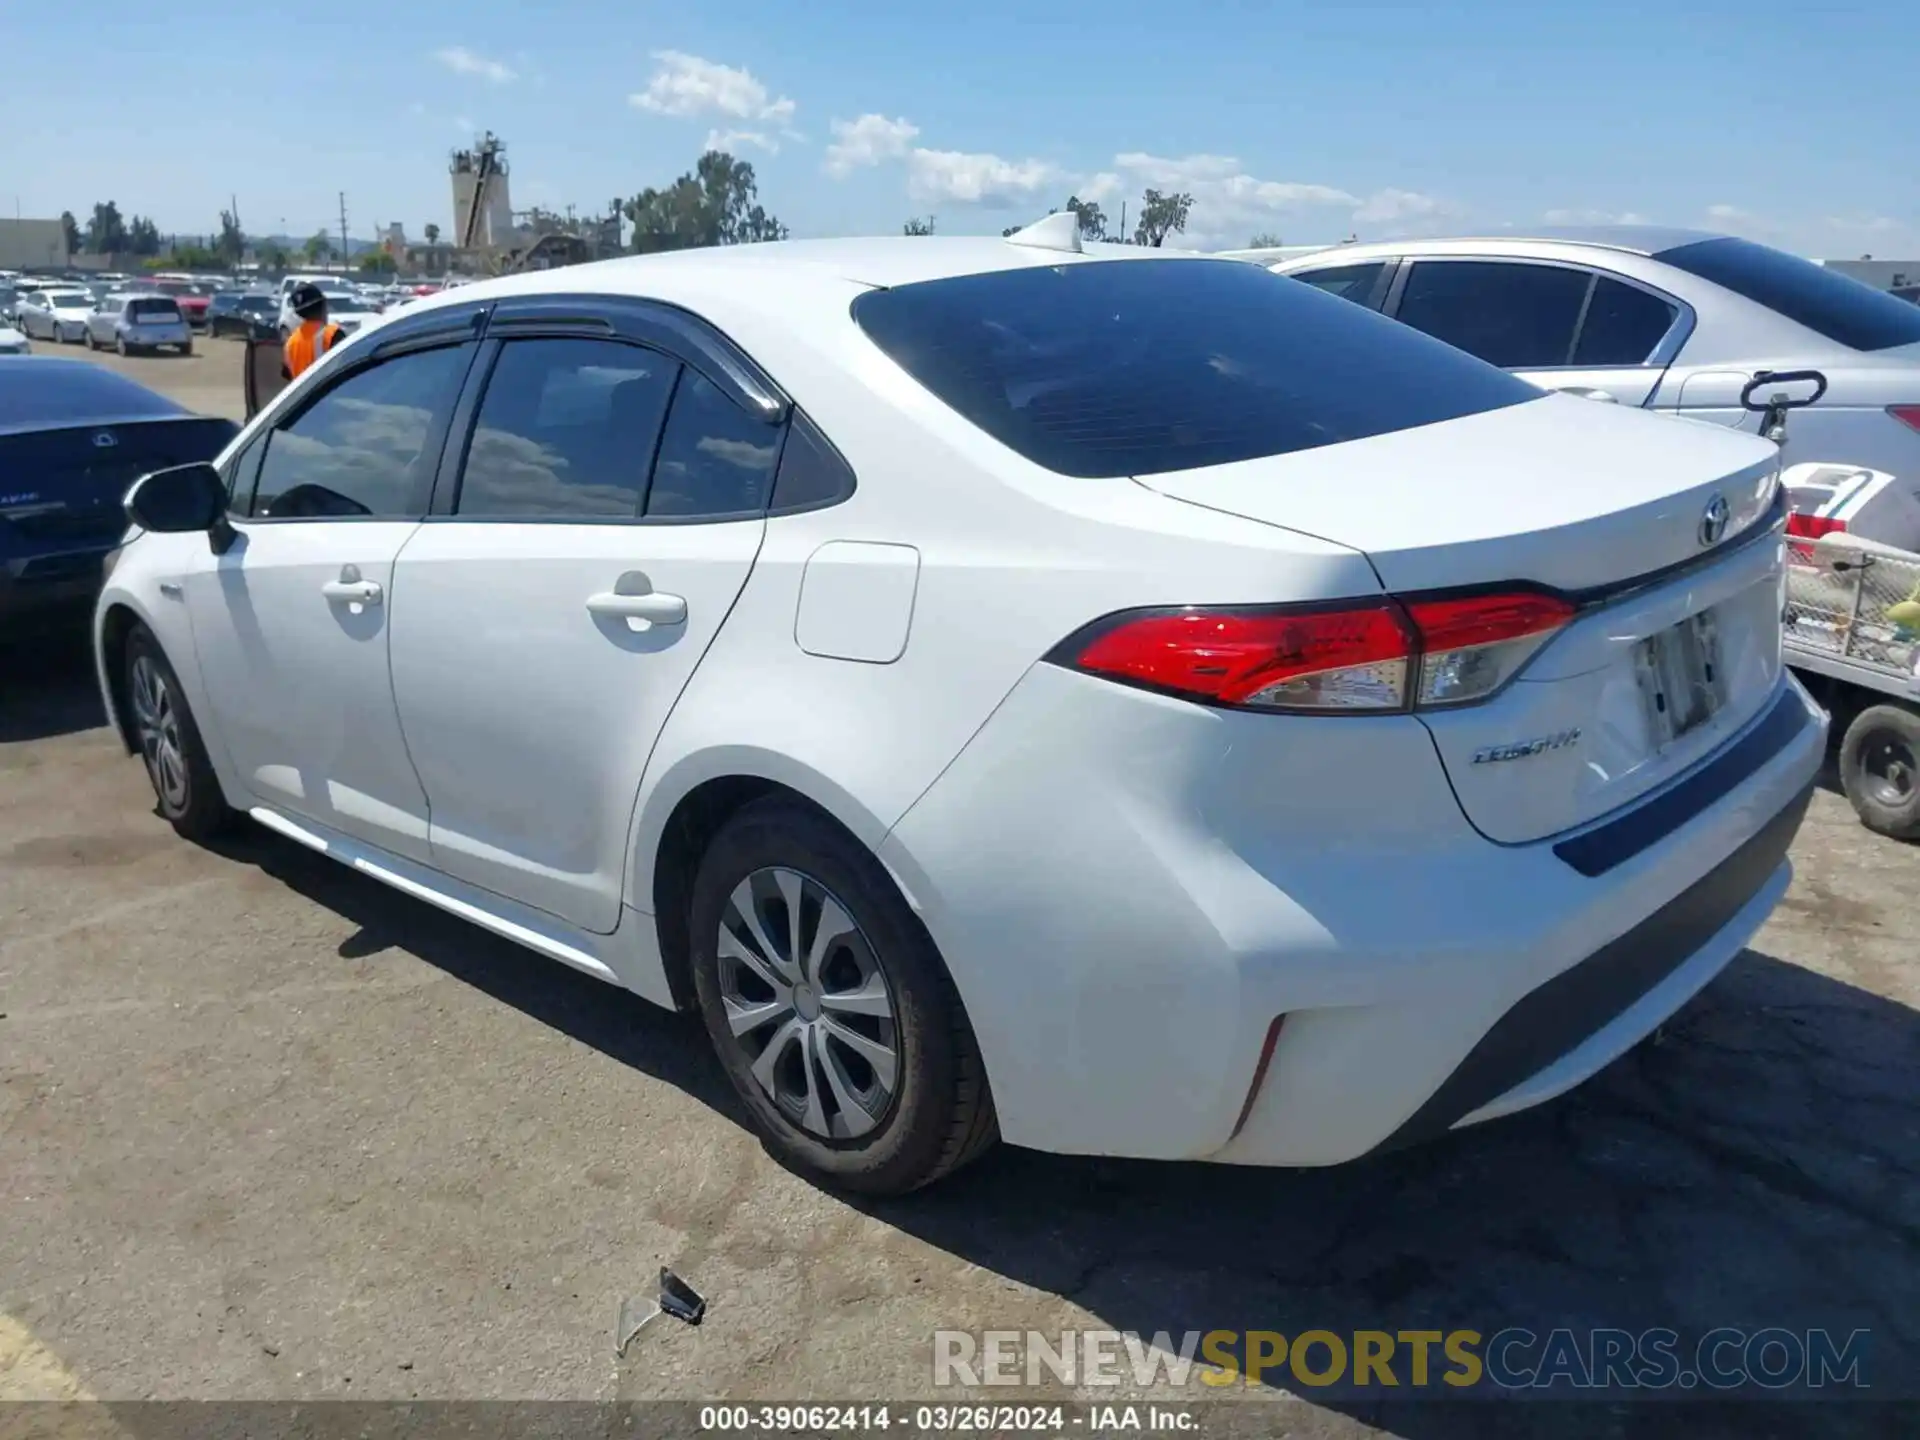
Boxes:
[0,356,191,435]
[397,234,1213,323]
[1266,225,1729,266]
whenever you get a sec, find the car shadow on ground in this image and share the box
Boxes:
[217,826,1915,1440]
[0,629,108,743]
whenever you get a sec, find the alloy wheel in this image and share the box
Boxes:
[716,866,900,1141]
[129,655,189,811]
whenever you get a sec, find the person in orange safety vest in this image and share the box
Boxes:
[281,283,345,381]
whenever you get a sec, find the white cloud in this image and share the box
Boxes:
[907,149,1065,208]
[824,114,920,177]
[1542,207,1653,226]
[631,50,795,128]
[455,115,475,134]
[707,127,777,155]
[434,46,517,84]
[1099,152,1448,247]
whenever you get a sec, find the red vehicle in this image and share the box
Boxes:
[128,276,213,330]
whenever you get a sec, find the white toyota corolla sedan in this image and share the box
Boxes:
[95,218,1824,1194]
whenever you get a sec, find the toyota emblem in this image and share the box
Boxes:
[1698,494,1730,548]
[92,431,118,449]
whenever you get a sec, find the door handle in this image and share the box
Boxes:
[321,580,383,604]
[586,589,688,625]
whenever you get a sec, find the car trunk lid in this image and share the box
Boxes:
[1136,394,1790,843]
[0,417,238,555]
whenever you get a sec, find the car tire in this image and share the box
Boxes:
[85,330,99,350]
[178,341,192,356]
[688,797,998,1195]
[1839,703,1920,841]
[115,335,128,357]
[123,625,237,843]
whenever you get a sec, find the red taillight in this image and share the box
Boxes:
[1889,405,1920,434]
[1063,590,1576,714]
[1786,511,1848,540]
[1404,592,1576,708]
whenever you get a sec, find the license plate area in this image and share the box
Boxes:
[1634,608,1726,749]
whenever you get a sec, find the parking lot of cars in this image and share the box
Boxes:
[0,314,1916,1428]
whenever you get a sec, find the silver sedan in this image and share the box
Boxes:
[1246,226,1920,485]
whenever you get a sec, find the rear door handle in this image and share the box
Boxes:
[586,589,688,625]
[321,579,383,604]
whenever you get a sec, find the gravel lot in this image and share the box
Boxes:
[1,341,1915,1437]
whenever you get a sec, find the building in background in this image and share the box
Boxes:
[450,135,515,250]
[1821,258,1920,294]
[0,218,70,271]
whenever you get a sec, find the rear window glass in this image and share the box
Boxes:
[851,259,1539,478]
[1657,237,1920,352]
[128,298,181,319]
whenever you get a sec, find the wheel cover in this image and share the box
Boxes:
[129,655,189,811]
[716,866,901,1141]
[1862,730,1917,808]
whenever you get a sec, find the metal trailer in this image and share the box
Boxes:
[1783,526,1920,839]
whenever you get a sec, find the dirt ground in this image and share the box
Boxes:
[0,339,1915,1438]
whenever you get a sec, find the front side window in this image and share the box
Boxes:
[852,258,1538,478]
[645,369,783,517]
[455,337,677,519]
[250,345,468,519]
[1394,261,1591,369]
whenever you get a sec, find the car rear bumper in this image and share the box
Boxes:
[2,547,113,627]
[881,665,1826,1166]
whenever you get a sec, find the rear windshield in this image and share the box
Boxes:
[128,298,182,319]
[851,258,1540,478]
[1656,237,1920,352]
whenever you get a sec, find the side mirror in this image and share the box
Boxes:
[125,462,226,534]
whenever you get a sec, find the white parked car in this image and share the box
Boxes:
[18,288,95,343]
[0,320,29,355]
[95,224,1824,1193]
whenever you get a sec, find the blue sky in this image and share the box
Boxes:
[5,0,1913,257]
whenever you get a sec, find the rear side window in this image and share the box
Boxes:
[128,298,180,320]
[1657,236,1920,352]
[1571,278,1679,365]
[455,337,676,519]
[645,369,783,518]
[1289,262,1389,307]
[851,258,1537,479]
[1394,261,1590,368]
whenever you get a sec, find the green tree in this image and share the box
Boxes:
[902,215,935,236]
[85,201,129,254]
[1000,223,1022,237]
[358,250,398,275]
[60,210,82,256]
[424,222,441,246]
[1063,195,1107,241]
[216,209,246,266]
[1133,189,1193,248]
[624,151,788,254]
[126,215,162,257]
[1248,231,1284,248]
[259,244,291,272]
[304,230,333,264]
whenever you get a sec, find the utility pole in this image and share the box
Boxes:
[338,192,349,273]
